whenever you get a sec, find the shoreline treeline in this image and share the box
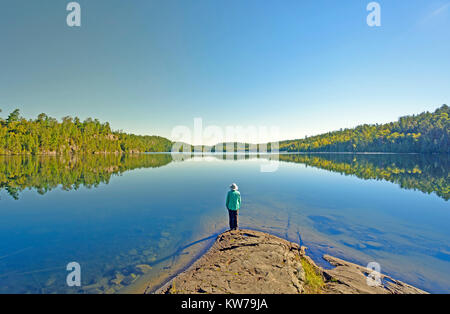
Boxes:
[280,105,449,153]
[0,105,448,155]
[0,110,173,155]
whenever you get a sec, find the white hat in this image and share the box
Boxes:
[230,183,238,190]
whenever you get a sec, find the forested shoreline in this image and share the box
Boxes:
[0,109,172,155]
[280,105,449,153]
[0,105,448,155]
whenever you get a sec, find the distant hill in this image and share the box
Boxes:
[280,105,449,153]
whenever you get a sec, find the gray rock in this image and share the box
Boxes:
[153,229,427,294]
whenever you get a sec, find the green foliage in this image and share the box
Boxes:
[7,109,21,124]
[280,105,450,153]
[0,154,172,199]
[300,257,325,294]
[0,110,173,155]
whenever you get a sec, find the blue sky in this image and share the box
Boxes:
[0,0,449,144]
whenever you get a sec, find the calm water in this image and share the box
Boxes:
[0,153,448,293]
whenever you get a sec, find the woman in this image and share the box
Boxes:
[225,183,241,230]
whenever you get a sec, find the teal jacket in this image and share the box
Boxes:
[226,190,241,211]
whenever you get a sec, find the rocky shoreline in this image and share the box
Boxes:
[153,229,427,294]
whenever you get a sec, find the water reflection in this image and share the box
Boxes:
[0,154,171,199]
[278,153,449,201]
[2,153,446,201]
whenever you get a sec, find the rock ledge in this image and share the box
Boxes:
[156,229,427,294]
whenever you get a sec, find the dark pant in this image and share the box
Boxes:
[228,209,238,230]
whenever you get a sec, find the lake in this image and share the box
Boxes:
[0,153,448,293]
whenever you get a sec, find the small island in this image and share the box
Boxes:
[154,229,427,294]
